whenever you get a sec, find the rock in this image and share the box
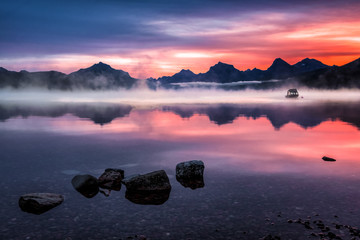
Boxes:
[125,190,170,205]
[71,174,99,198]
[176,160,205,189]
[98,168,124,191]
[176,160,204,178]
[322,156,336,162]
[19,193,64,215]
[122,170,171,192]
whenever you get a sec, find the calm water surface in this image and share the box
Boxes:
[1,101,360,239]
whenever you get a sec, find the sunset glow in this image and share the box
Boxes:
[1,0,360,78]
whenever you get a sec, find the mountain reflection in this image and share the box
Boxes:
[0,103,132,126]
[163,103,360,129]
[0,102,359,129]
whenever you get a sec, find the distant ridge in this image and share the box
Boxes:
[1,57,360,90]
[151,57,336,89]
[0,62,138,90]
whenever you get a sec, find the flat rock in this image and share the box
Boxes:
[122,170,171,192]
[98,168,124,191]
[71,174,99,198]
[19,193,64,215]
[322,156,336,162]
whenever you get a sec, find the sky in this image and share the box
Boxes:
[1,0,360,79]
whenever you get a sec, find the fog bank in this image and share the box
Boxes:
[0,88,359,106]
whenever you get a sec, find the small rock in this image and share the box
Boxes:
[98,168,124,191]
[176,160,205,189]
[19,193,64,215]
[71,174,99,198]
[322,156,336,162]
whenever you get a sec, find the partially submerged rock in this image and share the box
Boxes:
[322,156,336,162]
[71,174,99,198]
[19,193,64,215]
[122,170,171,192]
[98,168,124,191]
[176,160,205,189]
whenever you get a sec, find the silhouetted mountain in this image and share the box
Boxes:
[152,57,332,89]
[198,62,245,83]
[68,62,137,89]
[0,63,138,90]
[293,58,328,74]
[265,58,294,79]
[293,57,360,89]
[157,69,197,84]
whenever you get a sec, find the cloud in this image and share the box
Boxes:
[1,0,360,78]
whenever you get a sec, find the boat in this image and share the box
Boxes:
[286,89,299,98]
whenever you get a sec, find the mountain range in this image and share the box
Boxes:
[0,62,137,90]
[0,57,359,90]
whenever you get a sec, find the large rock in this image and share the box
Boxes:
[19,193,64,215]
[71,174,99,198]
[122,170,171,192]
[98,168,124,191]
[176,160,205,189]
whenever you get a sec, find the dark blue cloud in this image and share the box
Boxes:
[0,0,359,57]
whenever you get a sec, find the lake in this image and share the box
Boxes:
[1,98,360,239]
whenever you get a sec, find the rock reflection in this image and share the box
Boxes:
[71,174,99,198]
[176,176,204,190]
[125,190,171,205]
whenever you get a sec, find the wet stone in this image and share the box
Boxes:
[98,168,124,191]
[19,193,64,215]
[71,174,99,198]
[176,160,205,189]
[122,170,171,192]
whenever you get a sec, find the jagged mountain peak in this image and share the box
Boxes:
[209,62,238,72]
[295,58,327,66]
[271,58,291,66]
[293,58,328,73]
[87,62,114,71]
[267,58,292,71]
[178,69,195,74]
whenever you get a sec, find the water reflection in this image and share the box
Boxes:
[0,101,360,178]
[125,190,171,205]
[0,103,132,126]
[0,101,360,129]
[163,102,360,129]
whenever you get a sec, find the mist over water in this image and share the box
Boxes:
[1,88,360,105]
